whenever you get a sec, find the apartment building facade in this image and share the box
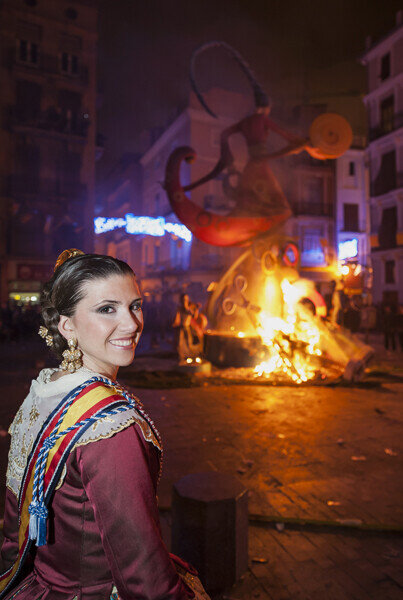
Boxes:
[360,11,403,304]
[0,0,98,303]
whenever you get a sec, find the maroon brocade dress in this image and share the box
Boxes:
[0,369,194,600]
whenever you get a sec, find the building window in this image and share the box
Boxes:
[372,150,396,196]
[301,228,325,265]
[58,89,83,134]
[370,205,378,234]
[15,79,42,121]
[302,177,322,204]
[380,95,394,134]
[60,52,79,75]
[343,203,359,231]
[379,206,397,249]
[17,39,39,65]
[15,142,41,192]
[380,53,390,80]
[385,260,395,284]
[348,161,355,176]
[65,7,78,20]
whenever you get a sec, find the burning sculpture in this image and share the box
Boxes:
[205,241,373,383]
[164,41,353,247]
[164,42,372,381]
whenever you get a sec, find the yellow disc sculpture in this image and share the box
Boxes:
[307,113,353,160]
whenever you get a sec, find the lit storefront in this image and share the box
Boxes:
[4,262,53,305]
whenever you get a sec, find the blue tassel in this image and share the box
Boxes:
[28,500,38,541]
[36,510,48,546]
[28,500,48,546]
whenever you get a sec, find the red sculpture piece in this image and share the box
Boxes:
[164,42,352,247]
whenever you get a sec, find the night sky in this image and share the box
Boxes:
[97,0,401,174]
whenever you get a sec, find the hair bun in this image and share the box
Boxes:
[54,249,85,272]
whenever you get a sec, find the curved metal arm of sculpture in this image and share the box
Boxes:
[183,119,307,193]
[164,146,291,247]
[190,41,270,118]
[263,139,310,160]
[182,139,305,193]
[183,122,238,192]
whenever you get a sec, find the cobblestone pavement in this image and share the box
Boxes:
[132,375,403,599]
[159,513,403,600]
[0,340,402,599]
[130,383,403,529]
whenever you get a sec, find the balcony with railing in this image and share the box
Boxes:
[290,200,334,218]
[6,175,87,201]
[7,106,90,138]
[369,112,403,142]
[8,46,90,85]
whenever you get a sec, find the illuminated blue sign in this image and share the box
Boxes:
[338,238,358,260]
[94,213,192,242]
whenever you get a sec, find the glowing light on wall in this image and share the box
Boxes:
[338,238,358,260]
[94,213,192,242]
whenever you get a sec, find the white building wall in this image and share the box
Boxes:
[335,148,370,267]
[361,14,403,304]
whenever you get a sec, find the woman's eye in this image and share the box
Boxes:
[132,302,142,312]
[98,305,114,314]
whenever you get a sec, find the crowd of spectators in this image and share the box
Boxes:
[1,293,402,353]
[326,287,403,351]
[0,301,41,342]
[140,293,178,349]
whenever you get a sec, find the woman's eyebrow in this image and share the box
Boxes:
[93,299,121,306]
[93,297,142,307]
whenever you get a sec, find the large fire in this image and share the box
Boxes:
[254,278,323,383]
[205,242,373,384]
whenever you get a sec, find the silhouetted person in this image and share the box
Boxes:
[382,303,397,351]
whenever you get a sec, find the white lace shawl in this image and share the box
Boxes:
[6,368,155,498]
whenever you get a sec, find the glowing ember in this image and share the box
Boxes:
[254,278,323,383]
[205,239,374,383]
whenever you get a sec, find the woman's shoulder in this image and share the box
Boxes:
[75,381,162,454]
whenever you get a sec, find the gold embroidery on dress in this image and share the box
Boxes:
[74,412,162,452]
[6,385,162,496]
[91,415,114,432]
[14,409,23,426]
[6,431,34,496]
[29,400,40,427]
[16,432,34,471]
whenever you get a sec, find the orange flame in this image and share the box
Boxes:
[254,277,322,383]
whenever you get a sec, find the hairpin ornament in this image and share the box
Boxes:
[54,248,85,272]
[38,326,54,347]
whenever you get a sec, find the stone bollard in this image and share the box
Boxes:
[171,472,248,594]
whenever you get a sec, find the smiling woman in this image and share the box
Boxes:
[0,250,208,600]
[57,272,144,380]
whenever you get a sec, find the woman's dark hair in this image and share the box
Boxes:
[40,253,135,359]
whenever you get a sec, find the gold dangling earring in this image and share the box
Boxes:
[60,338,83,373]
